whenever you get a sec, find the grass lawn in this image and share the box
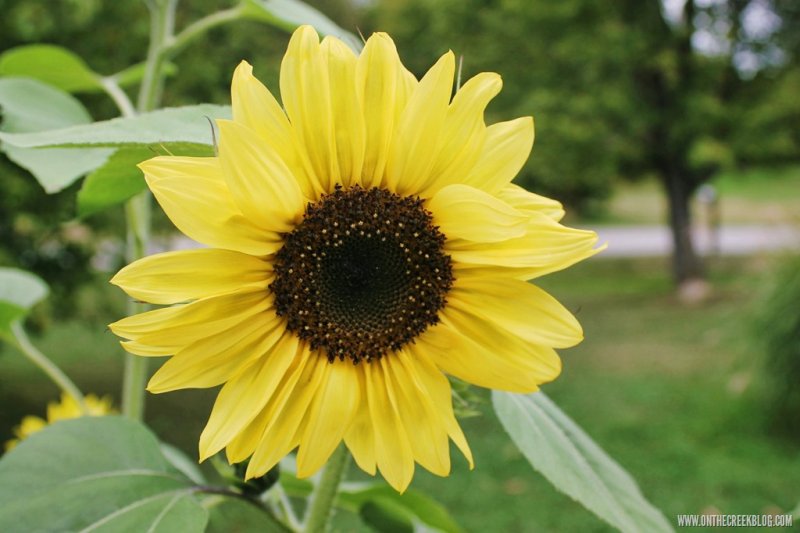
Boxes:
[1,256,798,532]
[585,165,800,226]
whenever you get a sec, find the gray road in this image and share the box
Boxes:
[588,224,800,258]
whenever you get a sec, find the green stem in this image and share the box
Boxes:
[121,192,152,420]
[303,446,349,533]
[10,321,88,414]
[99,77,136,118]
[163,5,245,58]
[137,0,178,112]
[272,483,302,531]
[120,0,176,421]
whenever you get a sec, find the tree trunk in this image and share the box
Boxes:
[664,171,704,283]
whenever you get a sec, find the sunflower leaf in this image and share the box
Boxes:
[0,268,48,342]
[76,148,152,217]
[339,484,462,533]
[280,472,461,533]
[492,391,673,533]
[205,497,291,533]
[0,78,114,192]
[241,0,363,51]
[0,104,230,150]
[0,416,209,532]
[0,45,103,93]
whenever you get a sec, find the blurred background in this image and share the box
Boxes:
[0,0,798,530]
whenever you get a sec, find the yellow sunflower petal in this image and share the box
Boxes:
[13,416,46,440]
[110,249,270,305]
[217,119,306,232]
[387,51,455,195]
[147,309,284,393]
[384,354,450,476]
[231,61,298,177]
[109,291,270,349]
[141,156,279,256]
[280,25,335,194]
[423,308,562,392]
[402,346,473,468]
[343,369,377,475]
[428,184,527,243]
[449,212,601,280]
[321,36,365,189]
[497,183,565,221]
[247,350,328,479]
[450,275,583,348]
[422,72,502,197]
[224,342,308,464]
[199,332,299,460]
[461,117,534,194]
[356,32,404,188]
[120,340,172,357]
[366,360,415,492]
[296,359,360,477]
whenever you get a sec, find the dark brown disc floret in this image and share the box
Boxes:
[270,185,453,363]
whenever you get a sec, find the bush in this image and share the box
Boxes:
[755,254,800,437]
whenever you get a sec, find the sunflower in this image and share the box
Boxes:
[5,393,113,451]
[110,25,601,492]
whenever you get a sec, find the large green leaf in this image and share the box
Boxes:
[77,143,216,217]
[77,148,152,217]
[0,268,48,342]
[0,104,229,150]
[281,473,460,533]
[492,391,672,533]
[0,45,176,93]
[205,497,291,533]
[242,0,362,51]
[0,416,208,532]
[0,78,112,192]
[0,45,103,93]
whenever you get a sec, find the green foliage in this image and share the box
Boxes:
[0,44,104,93]
[77,148,154,217]
[492,391,672,533]
[753,254,800,438]
[206,498,290,533]
[0,268,48,341]
[241,0,362,51]
[283,472,463,533]
[0,417,209,532]
[0,104,230,149]
[0,78,113,193]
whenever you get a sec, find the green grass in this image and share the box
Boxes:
[1,257,798,532]
[582,165,800,225]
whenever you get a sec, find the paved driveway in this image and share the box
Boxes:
[588,224,800,258]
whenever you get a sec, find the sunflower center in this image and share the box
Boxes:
[270,185,453,363]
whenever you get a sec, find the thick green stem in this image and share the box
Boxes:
[120,0,177,421]
[10,321,88,414]
[303,446,349,533]
[137,0,178,112]
[121,192,151,420]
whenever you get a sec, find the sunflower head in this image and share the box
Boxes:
[5,393,113,451]
[110,25,601,492]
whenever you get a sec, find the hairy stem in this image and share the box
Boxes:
[99,77,136,118]
[10,321,88,414]
[303,446,349,533]
[164,5,245,58]
[120,192,151,420]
